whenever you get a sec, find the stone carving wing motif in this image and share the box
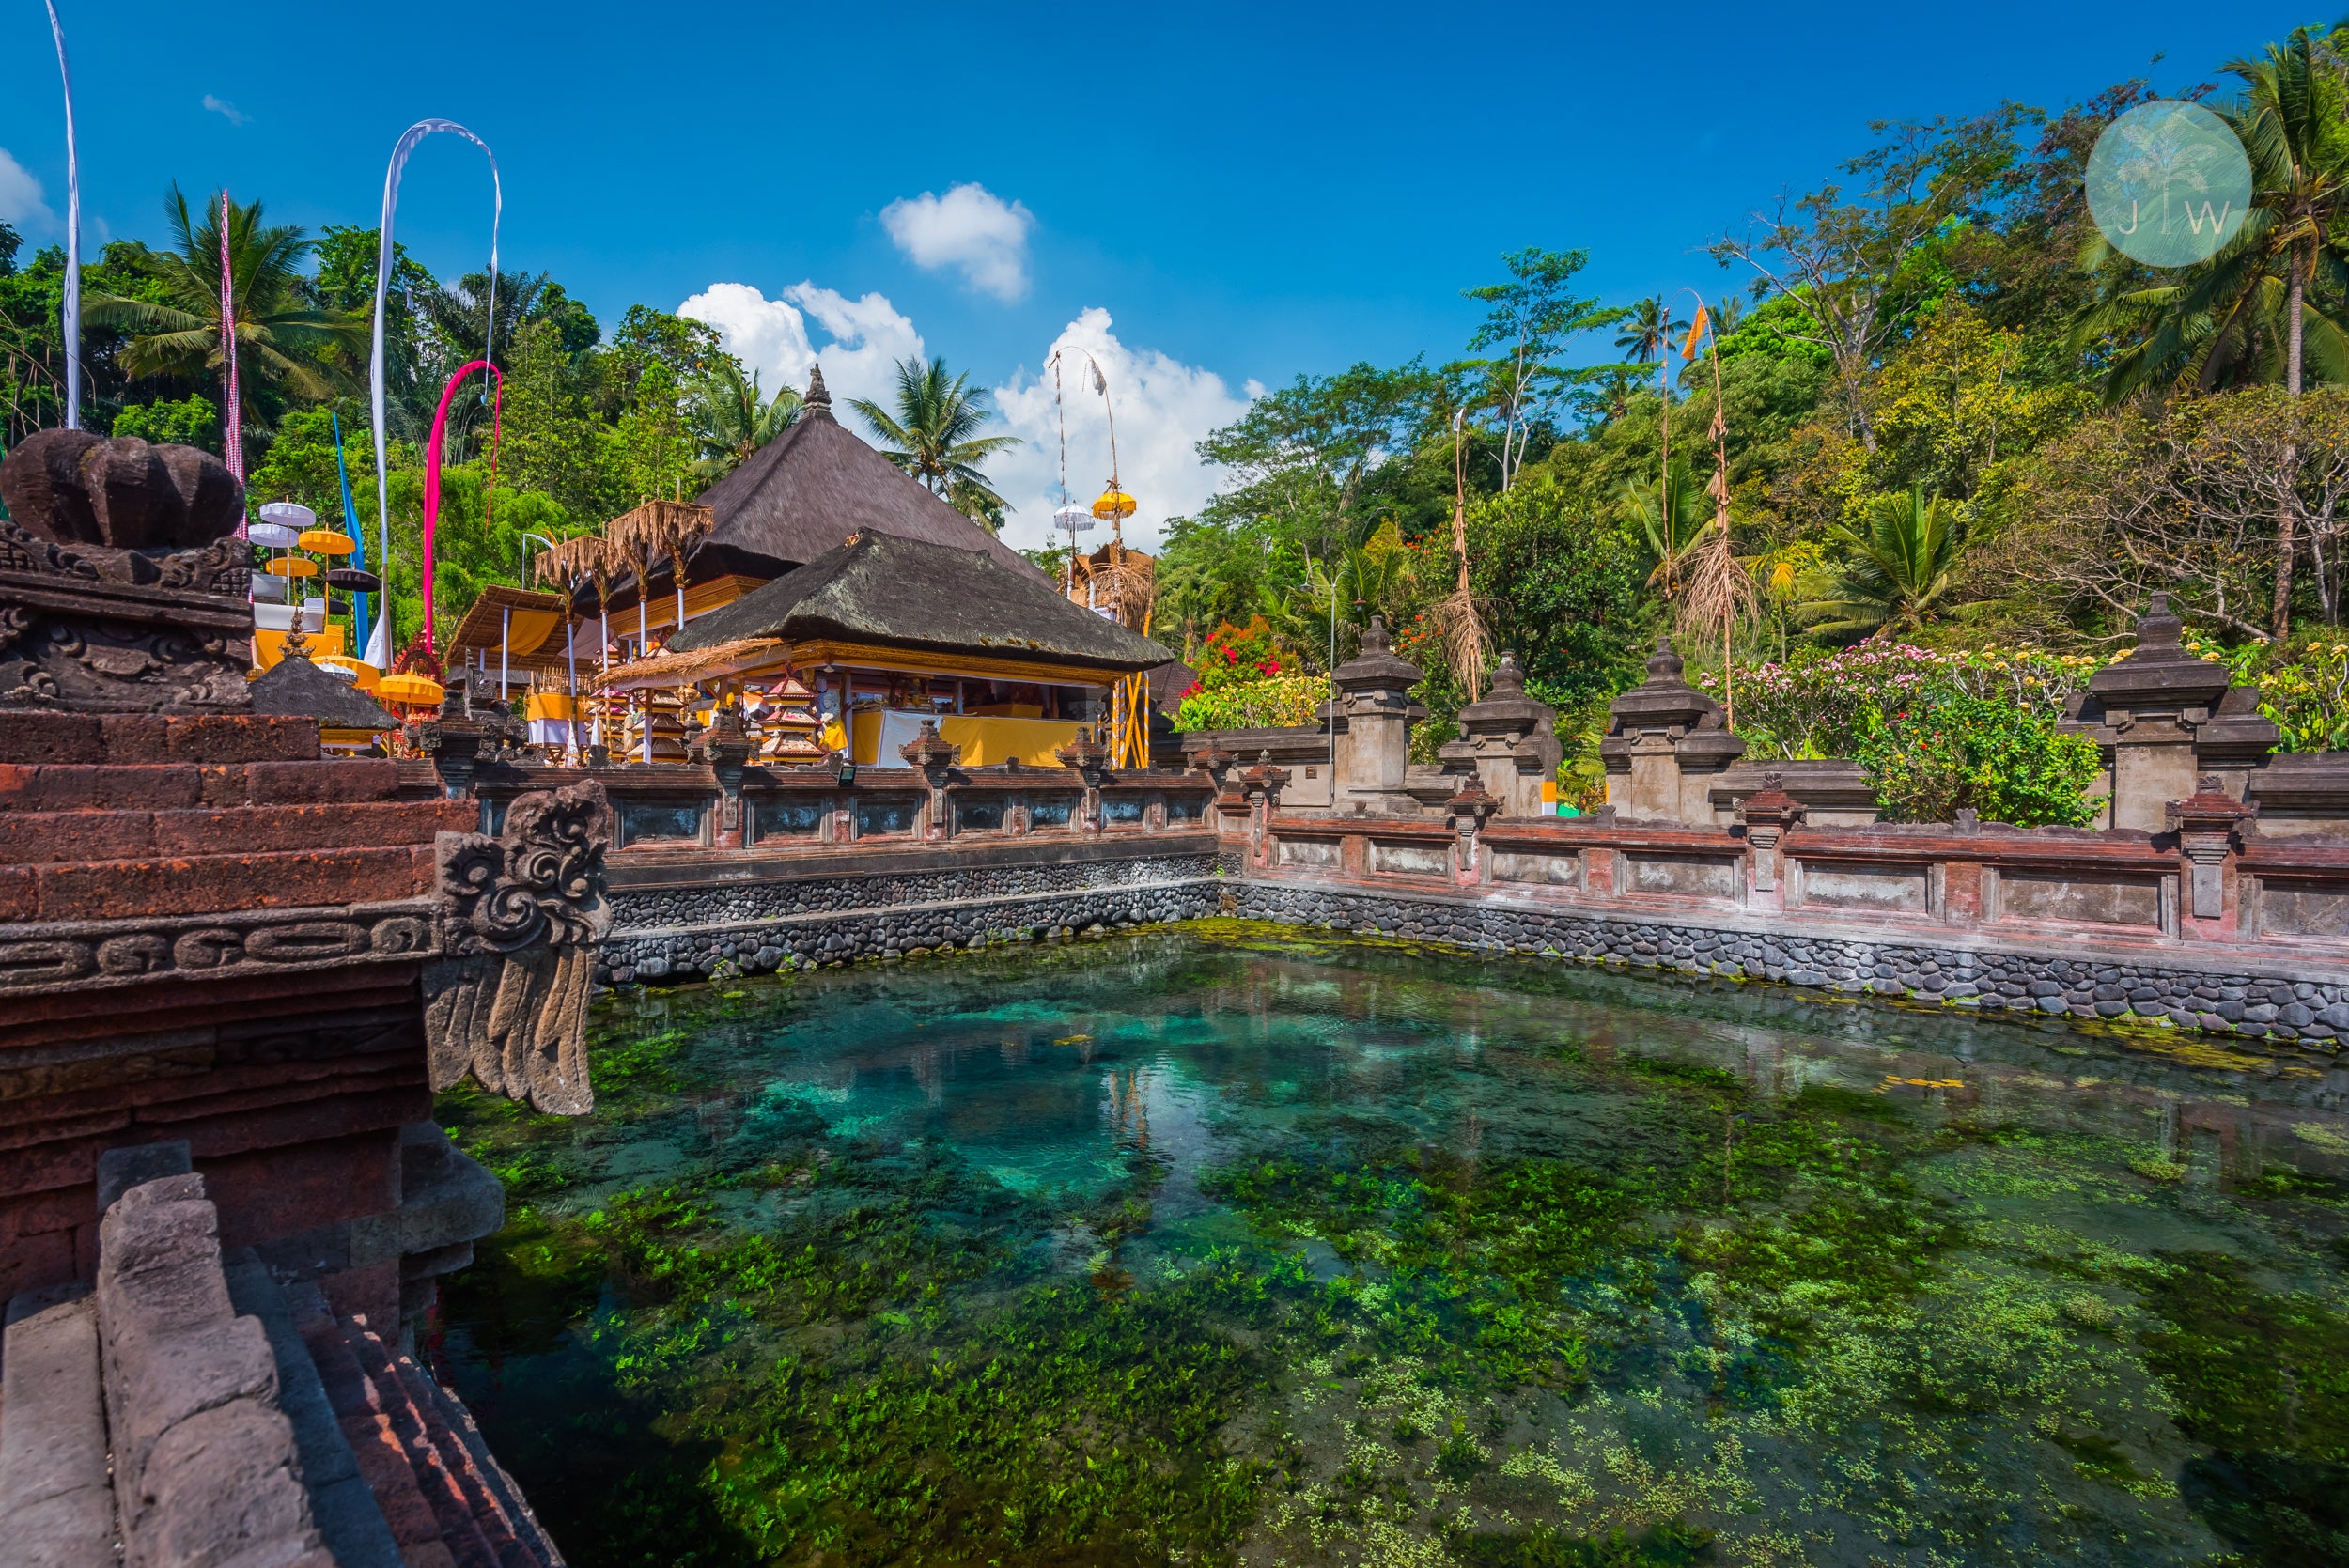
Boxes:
[426,781,613,1116]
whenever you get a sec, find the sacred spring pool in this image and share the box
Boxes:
[431,923,2349,1568]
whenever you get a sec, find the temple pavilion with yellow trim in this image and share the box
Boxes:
[525,364,1176,768]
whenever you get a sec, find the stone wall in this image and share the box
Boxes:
[1234,876,2349,1054]
[601,843,1232,983]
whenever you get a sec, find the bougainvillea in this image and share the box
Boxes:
[1175,616,1324,730]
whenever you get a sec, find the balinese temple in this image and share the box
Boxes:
[614,529,1172,765]
[543,365,1178,766]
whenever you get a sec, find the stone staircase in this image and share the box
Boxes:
[0,1164,562,1568]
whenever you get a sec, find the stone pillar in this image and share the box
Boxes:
[2063,594,2277,831]
[692,703,756,847]
[1325,615,1427,815]
[901,719,960,840]
[2167,773,2258,929]
[412,684,490,801]
[1055,725,1113,832]
[1598,638,1730,823]
[1737,771,1806,908]
[1438,651,1560,819]
[1239,751,1290,868]
[1444,773,1500,885]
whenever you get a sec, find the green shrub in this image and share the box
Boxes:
[113,394,219,450]
[1856,694,2104,826]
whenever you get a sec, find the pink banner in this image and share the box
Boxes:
[420,359,502,654]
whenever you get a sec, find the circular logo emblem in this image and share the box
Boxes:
[2087,101,2253,267]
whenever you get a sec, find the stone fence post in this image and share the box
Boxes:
[2063,594,2280,830]
[2168,773,2258,933]
[1445,773,1501,884]
[1239,751,1290,868]
[1439,651,1561,819]
[1737,771,1806,910]
[692,703,756,847]
[1599,637,1740,823]
[1326,614,1427,815]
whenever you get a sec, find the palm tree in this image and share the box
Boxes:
[687,358,801,479]
[849,356,1022,533]
[2075,28,2349,403]
[1615,297,1671,365]
[85,186,364,421]
[1800,488,1967,638]
[1625,458,1712,601]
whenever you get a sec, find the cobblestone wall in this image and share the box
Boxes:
[1236,879,2349,1056]
[601,853,1233,984]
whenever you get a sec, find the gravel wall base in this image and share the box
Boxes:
[1235,878,2349,1057]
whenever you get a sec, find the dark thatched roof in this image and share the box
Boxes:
[669,531,1173,675]
[249,650,400,731]
[679,366,1043,588]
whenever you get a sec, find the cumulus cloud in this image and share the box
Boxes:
[201,94,249,126]
[879,183,1034,302]
[990,308,1251,555]
[677,280,926,414]
[0,148,57,232]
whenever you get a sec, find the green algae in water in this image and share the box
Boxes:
[430,923,2349,1566]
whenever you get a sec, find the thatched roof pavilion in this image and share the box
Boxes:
[586,366,1042,629]
[666,530,1170,681]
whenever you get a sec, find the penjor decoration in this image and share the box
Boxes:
[366,119,501,667]
[43,1,81,431]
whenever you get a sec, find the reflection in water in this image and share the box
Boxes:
[434,924,2349,1568]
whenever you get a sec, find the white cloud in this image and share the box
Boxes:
[201,94,249,127]
[677,280,926,414]
[879,183,1034,302]
[0,148,57,232]
[990,308,1250,555]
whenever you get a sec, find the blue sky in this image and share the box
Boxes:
[0,1,2315,548]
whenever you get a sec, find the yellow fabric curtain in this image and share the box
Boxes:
[847,710,1082,767]
[500,609,565,657]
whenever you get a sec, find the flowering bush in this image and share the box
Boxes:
[1183,617,1291,693]
[1701,643,2115,760]
[1174,674,1330,731]
[1856,695,2104,827]
[2184,631,2349,753]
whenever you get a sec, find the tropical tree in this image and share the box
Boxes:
[1625,457,1712,601]
[84,186,364,425]
[1457,247,1625,489]
[1616,296,1671,366]
[849,356,1021,532]
[1801,487,1968,637]
[687,358,801,479]
[2075,28,2349,406]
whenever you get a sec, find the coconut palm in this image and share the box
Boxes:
[1615,297,1671,365]
[1800,488,1967,638]
[85,186,364,418]
[687,358,801,479]
[2075,27,2349,401]
[1624,458,1712,601]
[849,356,1022,533]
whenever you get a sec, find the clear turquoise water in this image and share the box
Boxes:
[432,923,2349,1567]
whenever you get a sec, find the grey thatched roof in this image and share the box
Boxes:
[681,369,1043,586]
[249,650,400,731]
[669,530,1173,675]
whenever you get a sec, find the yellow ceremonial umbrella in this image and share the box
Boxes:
[298,529,355,556]
[1093,485,1137,521]
[315,654,381,692]
[266,557,319,578]
[377,673,444,707]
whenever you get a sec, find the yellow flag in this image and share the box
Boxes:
[1680,303,1711,360]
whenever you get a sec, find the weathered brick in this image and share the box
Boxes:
[196,1129,401,1245]
[0,1225,76,1301]
[0,763,205,812]
[99,713,321,766]
[0,711,105,765]
[0,809,154,865]
[150,800,475,857]
[0,863,33,921]
[241,760,402,806]
[33,846,425,921]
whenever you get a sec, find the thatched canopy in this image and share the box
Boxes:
[669,530,1172,677]
[597,637,786,692]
